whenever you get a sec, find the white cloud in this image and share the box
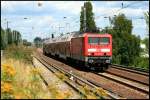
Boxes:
[105,1,122,6]
[117,8,147,17]
[1,1,31,12]
[133,20,146,29]
[46,1,84,15]
[1,14,56,42]
[94,6,147,18]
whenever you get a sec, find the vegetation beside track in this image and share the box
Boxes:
[1,58,50,99]
[3,44,35,64]
[1,45,55,99]
[1,45,78,99]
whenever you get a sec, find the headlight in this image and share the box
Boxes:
[89,59,94,63]
[101,49,110,52]
[106,60,110,63]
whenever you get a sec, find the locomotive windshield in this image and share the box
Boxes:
[88,37,99,44]
[99,37,109,44]
[88,37,109,45]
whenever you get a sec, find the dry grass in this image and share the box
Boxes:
[4,44,35,64]
[1,57,77,99]
[1,58,50,99]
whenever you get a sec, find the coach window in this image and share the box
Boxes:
[100,37,109,44]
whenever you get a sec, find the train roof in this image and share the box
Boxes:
[43,32,111,44]
[84,33,112,37]
[43,31,83,44]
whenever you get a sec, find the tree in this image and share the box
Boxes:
[1,27,22,49]
[7,28,13,44]
[110,14,141,66]
[13,30,22,45]
[143,11,149,54]
[80,6,84,32]
[144,11,149,33]
[34,37,42,48]
[23,39,31,46]
[1,27,6,50]
[80,1,97,32]
[23,39,27,45]
[143,37,149,54]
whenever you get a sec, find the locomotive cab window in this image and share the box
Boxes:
[100,37,109,44]
[88,37,110,45]
[88,37,100,45]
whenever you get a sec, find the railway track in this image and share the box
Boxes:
[32,56,87,99]
[112,64,149,74]
[107,65,149,86]
[32,53,121,99]
[96,72,149,94]
[111,64,149,76]
[34,51,149,99]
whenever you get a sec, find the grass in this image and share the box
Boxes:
[1,45,51,99]
[4,44,35,64]
[1,45,75,99]
[1,58,50,99]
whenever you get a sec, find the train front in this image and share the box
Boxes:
[84,33,112,70]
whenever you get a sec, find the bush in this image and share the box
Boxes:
[4,44,35,64]
[133,57,149,70]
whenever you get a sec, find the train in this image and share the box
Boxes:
[43,31,112,70]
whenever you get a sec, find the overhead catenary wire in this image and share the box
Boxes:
[94,1,146,20]
[66,1,145,32]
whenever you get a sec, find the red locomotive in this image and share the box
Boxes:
[43,32,112,70]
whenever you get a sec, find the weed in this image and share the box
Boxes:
[4,44,35,64]
[1,58,50,99]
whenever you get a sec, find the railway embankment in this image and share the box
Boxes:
[1,46,81,99]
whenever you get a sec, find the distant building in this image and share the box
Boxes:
[140,44,146,49]
[140,43,149,58]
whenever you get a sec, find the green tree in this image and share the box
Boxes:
[143,37,149,54]
[23,39,28,45]
[12,30,16,44]
[1,27,8,50]
[80,6,84,32]
[1,27,5,49]
[143,11,149,54]
[13,30,22,45]
[7,28,13,45]
[80,1,97,32]
[1,27,22,49]
[34,37,42,48]
[110,14,140,66]
[144,11,149,33]
[23,39,31,46]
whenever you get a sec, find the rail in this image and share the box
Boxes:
[96,72,149,95]
[33,54,123,99]
[112,64,149,75]
[35,51,149,98]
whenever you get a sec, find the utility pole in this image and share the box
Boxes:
[66,23,70,33]
[66,23,67,33]
[84,7,86,32]
[63,17,67,33]
[121,2,124,9]
[7,21,9,29]
[104,16,115,28]
[51,25,53,38]
[58,25,64,35]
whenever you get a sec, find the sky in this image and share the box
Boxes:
[1,1,149,42]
